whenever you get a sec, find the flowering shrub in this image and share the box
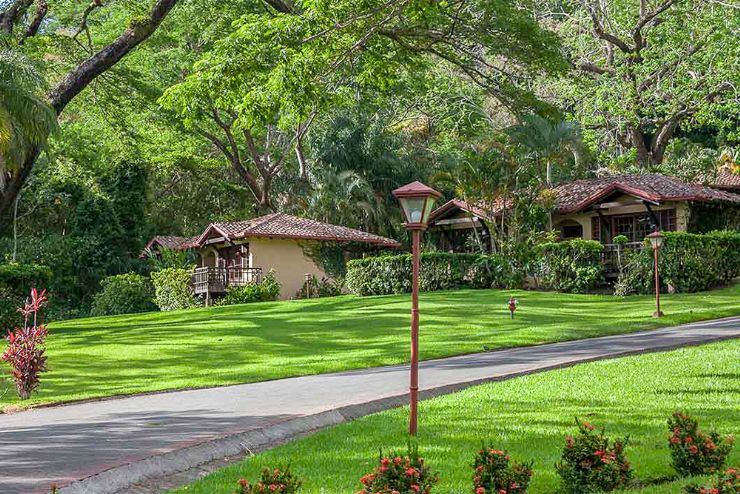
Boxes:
[684,466,740,494]
[472,446,533,494]
[233,466,302,493]
[555,419,632,493]
[1,288,49,400]
[668,412,734,477]
[355,443,439,494]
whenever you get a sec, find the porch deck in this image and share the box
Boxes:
[192,266,264,295]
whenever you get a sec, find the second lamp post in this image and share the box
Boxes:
[392,181,442,436]
[646,231,665,318]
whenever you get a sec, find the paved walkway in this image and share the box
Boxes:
[1,317,738,494]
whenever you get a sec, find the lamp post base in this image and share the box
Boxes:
[652,310,664,318]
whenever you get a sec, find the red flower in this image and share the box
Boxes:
[476,488,485,494]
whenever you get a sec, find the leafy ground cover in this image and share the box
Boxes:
[172,340,740,494]
[2,285,739,410]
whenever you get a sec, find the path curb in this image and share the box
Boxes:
[55,330,740,494]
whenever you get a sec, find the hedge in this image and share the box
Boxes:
[615,231,740,295]
[91,273,157,316]
[532,240,604,293]
[0,263,53,330]
[150,268,200,311]
[345,252,522,296]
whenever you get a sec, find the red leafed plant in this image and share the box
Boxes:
[2,288,48,400]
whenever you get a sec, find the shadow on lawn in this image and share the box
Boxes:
[0,409,297,494]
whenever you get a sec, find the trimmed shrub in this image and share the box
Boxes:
[91,273,156,316]
[356,443,439,494]
[555,420,632,493]
[532,240,604,293]
[346,252,521,296]
[217,271,281,306]
[669,412,734,477]
[0,263,53,330]
[472,446,533,494]
[234,466,302,493]
[684,466,740,494]
[150,268,199,311]
[615,231,740,295]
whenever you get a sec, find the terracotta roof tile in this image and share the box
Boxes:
[429,198,507,222]
[708,169,740,190]
[141,235,199,257]
[205,213,400,247]
[553,174,740,213]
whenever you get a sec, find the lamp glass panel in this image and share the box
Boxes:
[402,197,426,224]
[648,234,663,249]
[422,197,436,224]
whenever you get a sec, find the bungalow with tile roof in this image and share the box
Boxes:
[428,173,740,253]
[145,213,400,301]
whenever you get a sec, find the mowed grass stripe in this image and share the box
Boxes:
[172,339,740,494]
[4,285,739,409]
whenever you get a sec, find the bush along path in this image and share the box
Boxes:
[1,316,737,494]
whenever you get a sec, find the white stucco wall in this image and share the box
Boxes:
[248,238,327,299]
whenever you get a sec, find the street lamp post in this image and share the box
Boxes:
[392,181,442,436]
[646,231,665,318]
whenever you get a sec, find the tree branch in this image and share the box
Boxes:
[0,0,33,34]
[20,0,46,41]
[581,0,633,53]
[49,0,179,114]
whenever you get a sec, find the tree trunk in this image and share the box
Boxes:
[0,0,180,234]
[630,126,652,168]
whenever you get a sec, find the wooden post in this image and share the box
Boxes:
[409,228,420,436]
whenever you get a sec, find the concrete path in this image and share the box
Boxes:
[0,316,738,494]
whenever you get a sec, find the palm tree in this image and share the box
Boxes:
[0,49,57,261]
[504,115,582,186]
[305,169,382,233]
[0,49,58,190]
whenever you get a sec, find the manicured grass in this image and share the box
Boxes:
[2,285,739,410]
[172,340,740,494]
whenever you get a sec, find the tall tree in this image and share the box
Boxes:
[0,0,181,233]
[161,0,566,211]
[549,0,738,167]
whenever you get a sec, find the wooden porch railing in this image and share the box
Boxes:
[192,266,264,295]
[602,242,643,276]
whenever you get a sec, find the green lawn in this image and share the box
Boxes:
[172,340,740,494]
[2,285,739,410]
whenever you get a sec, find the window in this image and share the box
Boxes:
[557,221,583,239]
[591,209,677,243]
